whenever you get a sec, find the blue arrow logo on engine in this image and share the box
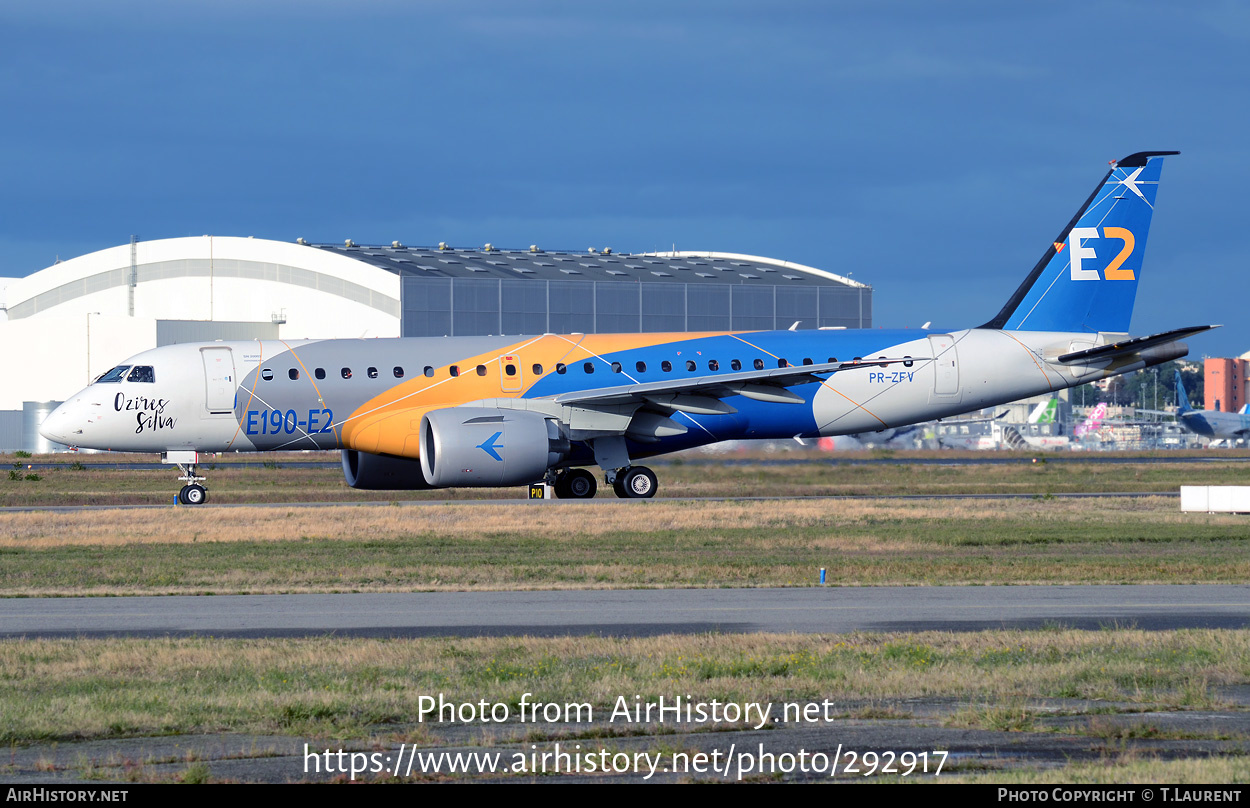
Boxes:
[477,431,504,461]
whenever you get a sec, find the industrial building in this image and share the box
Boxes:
[1205,357,1249,413]
[0,236,872,451]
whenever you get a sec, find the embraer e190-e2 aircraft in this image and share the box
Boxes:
[41,152,1213,503]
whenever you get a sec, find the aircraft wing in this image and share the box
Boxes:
[1055,325,1219,364]
[540,357,926,410]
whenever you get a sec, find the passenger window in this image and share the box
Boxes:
[802,358,813,365]
[583,362,594,374]
[96,365,131,384]
[341,368,352,379]
[556,363,567,374]
[708,360,719,371]
[476,365,487,376]
[611,362,622,373]
[778,359,788,368]
[450,366,460,377]
[731,359,741,371]
[532,364,544,375]
[636,361,646,373]
[505,364,517,377]
[261,369,273,381]
[395,367,406,378]
[127,366,155,383]
[423,366,433,377]
[828,357,838,364]
[685,360,696,372]
[661,360,672,372]
[315,368,326,380]
[289,368,299,380]
[753,359,764,370]
[904,356,913,368]
[367,367,378,379]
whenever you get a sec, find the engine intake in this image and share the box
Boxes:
[420,407,567,488]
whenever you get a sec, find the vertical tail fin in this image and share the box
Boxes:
[1175,370,1193,414]
[981,151,1178,333]
[1027,397,1059,424]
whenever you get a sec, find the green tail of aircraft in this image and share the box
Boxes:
[1028,398,1059,425]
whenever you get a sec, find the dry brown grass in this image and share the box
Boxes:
[0,495,1208,548]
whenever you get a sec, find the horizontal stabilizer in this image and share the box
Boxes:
[1055,325,1218,365]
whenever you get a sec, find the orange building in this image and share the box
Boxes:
[1205,357,1247,413]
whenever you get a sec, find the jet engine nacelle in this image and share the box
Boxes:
[341,449,435,490]
[420,407,568,488]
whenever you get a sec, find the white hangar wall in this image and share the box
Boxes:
[2,236,402,340]
[0,237,403,446]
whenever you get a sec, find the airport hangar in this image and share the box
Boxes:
[0,236,872,452]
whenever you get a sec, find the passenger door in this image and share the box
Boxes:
[201,347,236,414]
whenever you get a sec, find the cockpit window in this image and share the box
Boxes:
[96,365,131,384]
[126,366,156,383]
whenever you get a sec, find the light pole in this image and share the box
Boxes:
[85,311,100,384]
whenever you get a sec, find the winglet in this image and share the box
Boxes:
[1115,150,1180,167]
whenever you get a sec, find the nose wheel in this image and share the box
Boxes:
[179,484,207,505]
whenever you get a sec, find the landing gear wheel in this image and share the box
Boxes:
[612,466,657,499]
[556,469,597,499]
[179,484,207,505]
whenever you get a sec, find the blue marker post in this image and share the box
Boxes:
[819,567,826,585]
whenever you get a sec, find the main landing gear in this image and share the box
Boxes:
[585,435,660,499]
[611,465,657,499]
[551,465,658,499]
[163,451,208,505]
[553,468,597,499]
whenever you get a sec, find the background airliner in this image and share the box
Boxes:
[41,152,1214,503]
[1165,370,1250,444]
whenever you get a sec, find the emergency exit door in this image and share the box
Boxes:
[927,335,960,397]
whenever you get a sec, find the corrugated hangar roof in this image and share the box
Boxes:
[311,243,868,289]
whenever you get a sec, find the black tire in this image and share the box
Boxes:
[613,466,657,499]
[560,469,597,499]
[184,484,207,505]
[177,485,191,505]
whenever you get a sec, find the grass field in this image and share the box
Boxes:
[2,629,1243,744]
[3,450,1247,782]
[3,448,1250,506]
[1,496,1248,595]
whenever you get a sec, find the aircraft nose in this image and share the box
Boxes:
[38,401,75,444]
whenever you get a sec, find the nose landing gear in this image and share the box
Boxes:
[163,451,209,505]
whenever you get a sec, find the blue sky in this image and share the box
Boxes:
[2,1,1247,355]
